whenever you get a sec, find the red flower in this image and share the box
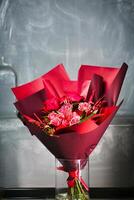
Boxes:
[66,92,83,102]
[61,92,83,103]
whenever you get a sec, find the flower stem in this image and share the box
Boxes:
[77,179,88,200]
[68,178,89,200]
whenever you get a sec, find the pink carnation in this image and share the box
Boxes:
[50,117,62,127]
[48,111,62,127]
[58,103,73,121]
[69,112,81,126]
[48,111,58,120]
[78,102,92,113]
[59,103,72,112]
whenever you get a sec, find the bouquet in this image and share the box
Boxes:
[12,63,127,200]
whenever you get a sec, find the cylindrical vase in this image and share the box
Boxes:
[55,158,89,200]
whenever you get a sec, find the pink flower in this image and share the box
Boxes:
[47,102,81,128]
[78,102,92,113]
[43,97,60,112]
[58,103,73,121]
[48,112,62,127]
[61,103,72,111]
[50,117,61,127]
[69,112,81,126]
[48,111,58,120]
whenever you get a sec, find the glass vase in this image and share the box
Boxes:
[55,158,89,200]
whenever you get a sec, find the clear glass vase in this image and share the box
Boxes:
[55,158,89,200]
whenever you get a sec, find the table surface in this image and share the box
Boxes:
[1,198,132,200]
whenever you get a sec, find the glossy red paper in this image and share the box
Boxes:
[12,63,128,159]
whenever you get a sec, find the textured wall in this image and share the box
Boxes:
[0,0,134,188]
[0,0,134,115]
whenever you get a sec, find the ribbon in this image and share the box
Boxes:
[57,166,89,191]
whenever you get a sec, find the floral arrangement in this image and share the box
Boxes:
[24,94,106,136]
[12,63,128,200]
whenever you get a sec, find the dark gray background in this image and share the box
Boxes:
[0,0,134,188]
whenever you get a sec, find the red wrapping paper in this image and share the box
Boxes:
[12,63,128,160]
